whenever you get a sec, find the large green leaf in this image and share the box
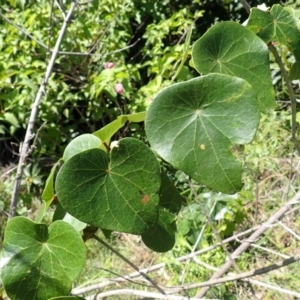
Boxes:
[55,138,161,235]
[192,21,275,112]
[63,134,102,161]
[145,73,260,194]
[0,217,86,300]
[247,5,300,61]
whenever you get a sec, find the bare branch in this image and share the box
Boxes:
[9,0,78,218]
[195,192,300,298]
[92,235,166,296]
[72,226,258,295]
[84,289,206,300]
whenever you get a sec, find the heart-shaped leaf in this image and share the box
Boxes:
[0,217,86,300]
[192,21,275,112]
[247,5,300,61]
[63,134,102,161]
[145,73,260,194]
[55,138,161,235]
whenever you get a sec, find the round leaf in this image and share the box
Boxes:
[192,21,275,112]
[56,138,161,235]
[0,217,86,300]
[145,74,259,194]
[63,134,102,161]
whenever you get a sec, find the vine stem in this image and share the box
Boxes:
[92,234,167,296]
[8,1,78,219]
[268,44,300,154]
[195,192,300,298]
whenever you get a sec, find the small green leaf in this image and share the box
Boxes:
[63,134,102,161]
[55,138,161,235]
[93,116,127,146]
[145,74,260,194]
[126,111,146,122]
[159,173,182,214]
[142,208,176,252]
[52,202,66,222]
[192,21,275,112]
[42,161,60,206]
[0,217,86,300]
[34,200,47,223]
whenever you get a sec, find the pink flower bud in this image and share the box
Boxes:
[104,62,115,69]
[115,83,125,94]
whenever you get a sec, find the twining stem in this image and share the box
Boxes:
[268,44,300,154]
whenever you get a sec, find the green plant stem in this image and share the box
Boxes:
[92,234,166,296]
[268,44,300,154]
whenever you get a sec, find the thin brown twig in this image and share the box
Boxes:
[72,226,259,295]
[92,234,166,296]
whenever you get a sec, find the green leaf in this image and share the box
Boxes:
[290,61,300,80]
[0,217,86,300]
[192,21,275,112]
[126,111,146,122]
[55,138,161,235]
[63,213,86,232]
[145,74,260,194]
[246,8,275,43]
[63,134,102,161]
[34,200,47,223]
[159,173,182,214]
[1,112,19,128]
[93,113,146,147]
[42,161,60,207]
[142,174,182,252]
[93,116,127,147]
[270,4,300,61]
[52,202,66,222]
[142,208,176,252]
[247,5,300,61]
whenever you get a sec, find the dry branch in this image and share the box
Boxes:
[195,192,300,298]
[8,0,78,218]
